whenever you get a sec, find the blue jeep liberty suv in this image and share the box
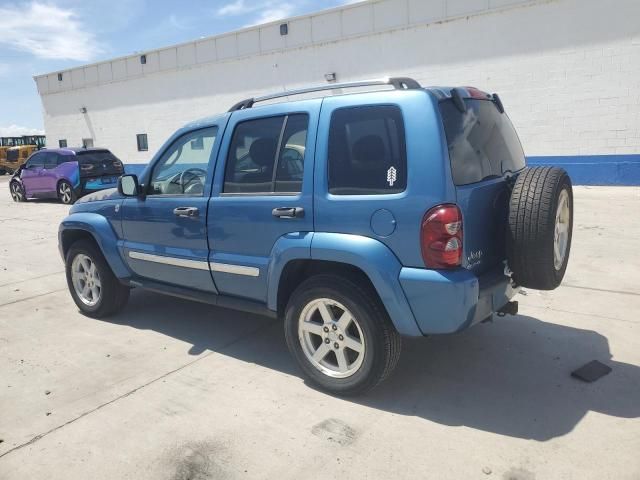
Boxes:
[59,78,573,395]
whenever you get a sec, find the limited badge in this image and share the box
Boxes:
[387,166,397,187]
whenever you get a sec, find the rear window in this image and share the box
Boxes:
[439,98,525,185]
[76,150,123,176]
[76,150,121,166]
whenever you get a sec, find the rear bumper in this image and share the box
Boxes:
[399,266,517,335]
[80,177,119,193]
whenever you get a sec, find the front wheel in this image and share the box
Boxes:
[10,181,25,202]
[65,239,130,318]
[284,274,401,396]
[57,180,76,204]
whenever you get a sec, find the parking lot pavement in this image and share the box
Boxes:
[0,177,639,479]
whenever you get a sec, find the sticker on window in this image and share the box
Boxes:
[387,166,397,187]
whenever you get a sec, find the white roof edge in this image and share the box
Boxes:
[33,0,372,80]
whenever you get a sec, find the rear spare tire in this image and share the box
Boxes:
[507,166,573,290]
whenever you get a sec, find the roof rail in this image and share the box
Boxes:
[228,77,422,112]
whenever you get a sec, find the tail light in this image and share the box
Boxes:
[421,204,463,269]
[80,163,95,172]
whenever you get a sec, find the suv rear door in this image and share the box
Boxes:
[207,100,320,302]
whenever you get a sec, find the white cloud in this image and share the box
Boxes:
[0,2,100,61]
[217,0,361,27]
[218,0,253,16]
[0,125,45,137]
[217,0,296,25]
[247,5,296,26]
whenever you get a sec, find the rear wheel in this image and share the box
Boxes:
[507,166,573,290]
[66,239,129,318]
[284,274,401,396]
[57,180,76,204]
[10,181,25,202]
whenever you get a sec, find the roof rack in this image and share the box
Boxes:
[228,77,422,112]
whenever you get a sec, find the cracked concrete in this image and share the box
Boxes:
[0,178,639,479]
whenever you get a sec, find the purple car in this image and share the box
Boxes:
[9,148,124,204]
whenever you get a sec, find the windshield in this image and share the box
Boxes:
[439,98,526,185]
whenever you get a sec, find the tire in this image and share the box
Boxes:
[10,180,25,202]
[507,166,573,290]
[65,239,130,318]
[0,169,6,176]
[284,274,401,396]
[57,180,76,204]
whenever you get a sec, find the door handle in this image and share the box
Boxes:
[272,207,304,219]
[173,206,199,217]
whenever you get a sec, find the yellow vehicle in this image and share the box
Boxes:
[0,146,9,174]
[0,145,37,174]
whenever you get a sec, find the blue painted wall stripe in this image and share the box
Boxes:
[527,155,640,186]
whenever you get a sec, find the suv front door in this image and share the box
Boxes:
[208,100,319,302]
[121,126,222,292]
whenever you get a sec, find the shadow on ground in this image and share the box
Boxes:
[100,289,640,442]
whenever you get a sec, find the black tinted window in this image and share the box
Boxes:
[26,153,44,168]
[224,114,308,194]
[43,153,58,169]
[328,105,407,195]
[439,98,526,186]
[77,150,124,177]
[7,150,19,162]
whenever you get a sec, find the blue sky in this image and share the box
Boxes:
[0,0,355,136]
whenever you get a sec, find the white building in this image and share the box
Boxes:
[34,0,640,175]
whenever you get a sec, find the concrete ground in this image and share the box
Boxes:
[0,177,638,480]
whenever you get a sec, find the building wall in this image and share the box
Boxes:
[35,0,640,182]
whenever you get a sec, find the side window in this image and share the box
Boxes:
[328,105,407,195]
[43,153,58,169]
[148,127,217,196]
[276,114,308,193]
[26,154,44,169]
[223,114,308,194]
[57,155,72,166]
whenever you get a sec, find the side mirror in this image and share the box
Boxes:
[118,174,140,197]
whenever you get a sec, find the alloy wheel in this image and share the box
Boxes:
[298,298,365,379]
[71,254,102,306]
[59,183,72,204]
[553,189,570,270]
[10,182,23,202]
